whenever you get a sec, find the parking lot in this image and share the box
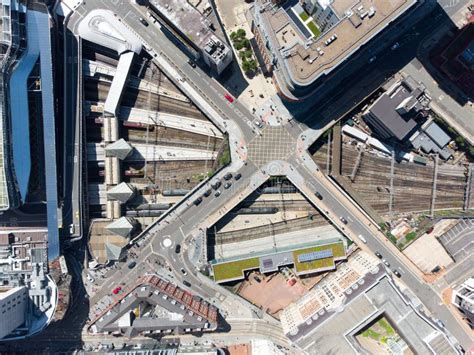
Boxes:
[438,218,474,262]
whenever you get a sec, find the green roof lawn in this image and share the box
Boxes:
[299,11,309,22]
[212,257,259,282]
[292,242,345,273]
[307,21,321,38]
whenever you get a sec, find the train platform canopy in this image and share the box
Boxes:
[107,182,136,204]
[105,138,133,160]
[104,51,135,117]
[77,9,142,55]
[106,216,137,238]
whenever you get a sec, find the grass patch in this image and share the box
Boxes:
[362,328,381,340]
[307,21,321,37]
[405,231,417,243]
[299,11,309,22]
[212,258,260,282]
[292,242,345,273]
[378,318,395,335]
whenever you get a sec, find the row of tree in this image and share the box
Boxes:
[230,29,258,75]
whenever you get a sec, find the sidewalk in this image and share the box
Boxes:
[214,0,278,111]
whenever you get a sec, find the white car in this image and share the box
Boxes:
[391,42,400,50]
[369,56,377,63]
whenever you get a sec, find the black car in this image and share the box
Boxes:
[139,17,149,26]
[212,181,221,190]
[193,197,203,206]
[375,252,382,259]
[180,268,187,276]
[187,59,196,68]
[315,191,323,200]
[234,173,242,180]
[128,261,137,269]
[183,280,191,287]
[175,244,181,254]
[224,173,233,180]
[393,269,402,278]
[203,189,212,197]
[340,216,348,224]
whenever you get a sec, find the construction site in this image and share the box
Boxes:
[81,34,226,264]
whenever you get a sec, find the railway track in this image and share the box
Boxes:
[312,142,469,215]
[212,216,327,245]
[84,78,207,120]
[125,126,222,151]
[236,199,317,213]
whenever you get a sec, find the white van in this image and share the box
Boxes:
[357,234,367,243]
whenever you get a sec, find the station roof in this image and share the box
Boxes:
[106,217,136,238]
[107,182,136,204]
[105,138,133,160]
[105,242,124,261]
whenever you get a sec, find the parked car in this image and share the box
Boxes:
[224,182,232,189]
[234,173,242,180]
[203,189,212,197]
[357,234,367,243]
[139,17,149,27]
[369,55,376,63]
[382,259,390,267]
[112,287,122,294]
[393,269,402,278]
[127,261,136,269]
[224,173,233,180]
[224,93,234,103]
[187,59,196,68]
[315,191,323,200]
[340,216,348,224]
[391,42,400,50]
[180,268,187,276]
[175,244,181,254]
[375,252,382,259]
[193,197,203,206]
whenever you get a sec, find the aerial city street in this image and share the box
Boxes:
[0,0,472,353]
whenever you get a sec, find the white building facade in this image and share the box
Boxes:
[0,287,28,339]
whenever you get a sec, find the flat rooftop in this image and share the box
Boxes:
[293,276,453,353]
[259,0,417,86]
[151,0,214,49]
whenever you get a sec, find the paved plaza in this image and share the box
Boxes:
[247,126,295,167]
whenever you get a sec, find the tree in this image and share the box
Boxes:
[242,38,251,50]
[239,50,252,59]
[234,41,245,50]
[236,28,246,38]
[242,59,258,74]
[230,31,237,41]
[247,59,258,71]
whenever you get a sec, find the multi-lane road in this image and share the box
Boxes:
[68,0,472,351]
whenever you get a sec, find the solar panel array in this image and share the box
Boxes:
[297,249,333,263]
